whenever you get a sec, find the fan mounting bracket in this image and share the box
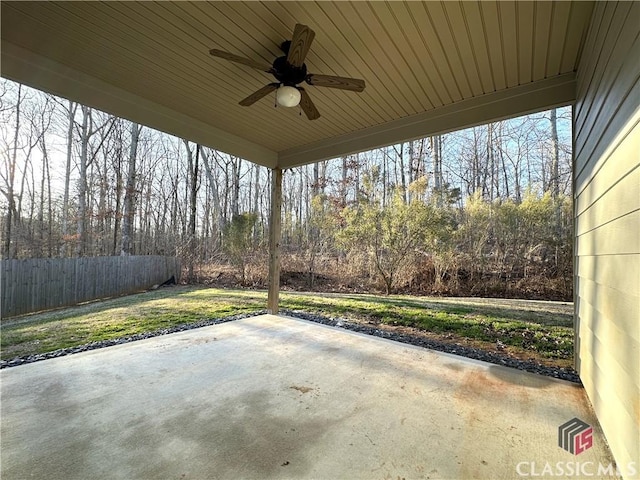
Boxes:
[272,56,307,86]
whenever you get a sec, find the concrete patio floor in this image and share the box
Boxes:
[1,314,617,480]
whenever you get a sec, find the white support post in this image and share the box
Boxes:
[267,168,282,314]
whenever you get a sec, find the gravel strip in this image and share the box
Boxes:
[1,309,581,384]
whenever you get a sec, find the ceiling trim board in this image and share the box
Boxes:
[278,73,576,168]
[1,41,278,168]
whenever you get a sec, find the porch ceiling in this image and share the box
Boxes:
[0,1,594,168]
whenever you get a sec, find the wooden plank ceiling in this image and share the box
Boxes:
[0,1,594,168]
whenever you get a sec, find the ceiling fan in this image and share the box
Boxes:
[209,24,366,120]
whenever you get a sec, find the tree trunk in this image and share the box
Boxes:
[341,156,348,206]
[2,85,22,259]
[121,122,140,255]
[550,108,561,268]
[38,132,51,255]
[187,143,200,281]
[431,135,442,204]
[231,156,241,217]
[60,101,77,257]
[44,136,53,256]
[487,124,495,201]
[498,124,510,199]
[201,149,224,246]
[312,162,320,197]
[252,164,261,242]
[393,143,407,203]
[112,122,124,255]
[75,106,91,257]
[550,108,560,199]
[382,150,388,206]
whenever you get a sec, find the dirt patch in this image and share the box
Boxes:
[290,385,314,394]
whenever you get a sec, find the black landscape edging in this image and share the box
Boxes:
[1,308,581,384]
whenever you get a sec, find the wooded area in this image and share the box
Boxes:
[0,80,573,300]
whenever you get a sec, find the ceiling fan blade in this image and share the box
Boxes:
[239,83,279,106]
[287,24,315,68]
[306,73,366,92]
[298,88,320,120]
[209,49,272,72]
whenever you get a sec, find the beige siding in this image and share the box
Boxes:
[574,1,640,474]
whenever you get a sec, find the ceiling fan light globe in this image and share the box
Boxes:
[276,86,301,107]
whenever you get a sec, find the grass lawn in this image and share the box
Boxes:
[1,286,574,368]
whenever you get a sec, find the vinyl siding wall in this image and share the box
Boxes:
[574,1,640,474]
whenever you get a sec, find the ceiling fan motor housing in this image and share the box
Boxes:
[272,56,307,87]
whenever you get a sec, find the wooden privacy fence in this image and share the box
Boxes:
[1,256,181,318]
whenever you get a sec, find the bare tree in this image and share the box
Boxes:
[33,95,54,256]
[121,122,142,255]
[59,100,78,257]
[183,140,200,280]
[550,108,560,199]
[1,84,22,258]
[201,148,225,247]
